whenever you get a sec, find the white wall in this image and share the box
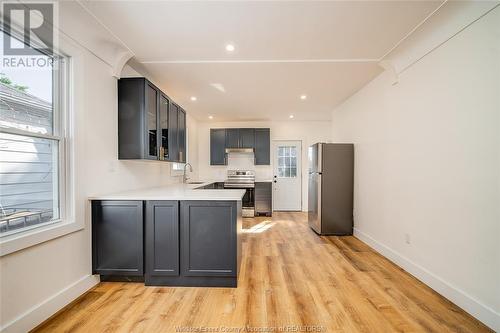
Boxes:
[0,14,198,333]
[331,6,500,331]
[197,120,332,211]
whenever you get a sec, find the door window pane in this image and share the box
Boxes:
[278,168,285,177]
[276,145,298,178]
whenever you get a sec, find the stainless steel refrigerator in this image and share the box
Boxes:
[308,143,354,235]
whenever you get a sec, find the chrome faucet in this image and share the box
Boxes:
[183,163,193,183]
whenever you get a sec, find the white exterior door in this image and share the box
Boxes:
[272,140,302,211]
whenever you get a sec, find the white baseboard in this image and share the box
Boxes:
[353,227,500,332]
[0,274,99,333]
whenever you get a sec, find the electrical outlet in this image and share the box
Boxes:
[405,233,411,245]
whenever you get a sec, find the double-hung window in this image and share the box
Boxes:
[0,29,68,236]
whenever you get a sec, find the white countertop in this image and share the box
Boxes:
[89,181,246,201]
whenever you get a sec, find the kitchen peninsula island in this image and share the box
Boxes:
[90,182,244,287]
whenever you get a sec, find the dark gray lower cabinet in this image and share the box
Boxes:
[181,201,238,277]
[145,201,179,284]
[143,200,241,287]
[93,199,241,287]
[255,182,272,216]
[92,200,144,279]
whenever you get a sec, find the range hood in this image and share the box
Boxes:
[225,148,254,153]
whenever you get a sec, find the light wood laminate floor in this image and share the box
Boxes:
[33,212,492,333]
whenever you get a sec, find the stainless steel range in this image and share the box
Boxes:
[224,170,255,217]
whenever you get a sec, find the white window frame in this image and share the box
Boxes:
[0,26,76,256]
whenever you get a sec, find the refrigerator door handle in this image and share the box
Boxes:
[317,143,323,174]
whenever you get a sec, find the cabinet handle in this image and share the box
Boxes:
[179,151,183,162]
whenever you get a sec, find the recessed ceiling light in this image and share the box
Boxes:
[225,44,235,52]
[210,83,226,93]
[300,94,307,100]
[289,115,294,119]
[190,96,197,101]
[208,115,214,120]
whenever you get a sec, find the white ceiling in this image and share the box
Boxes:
[80,0,444,121]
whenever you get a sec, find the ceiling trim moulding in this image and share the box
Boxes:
[140,58,380,64]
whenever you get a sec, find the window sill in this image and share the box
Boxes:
[0,220,84,257]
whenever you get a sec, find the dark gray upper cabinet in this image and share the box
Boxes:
[92,200,144,276]
[210,129,226,165]
[209,128,270,165]
[118,77,186,163]
[145,201,179,281]
[225,128,240,148]
[254,128,270,165]
[239,129,255,149]
[226,128,255,149]
[180,201,238,277]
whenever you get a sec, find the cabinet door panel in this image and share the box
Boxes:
[210,129,226,165]
[239,129,255,149]
[181,201,237,276]
[118,78,144,159]
[178,108,186,163]
[255,182,272,215]
[168,103,179,162]
[145,83,158,159]
[146,201,179,277]
[255,128,270,165]
[92,201,143,276]
[159,94,169,160]
[225,128,240,148]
